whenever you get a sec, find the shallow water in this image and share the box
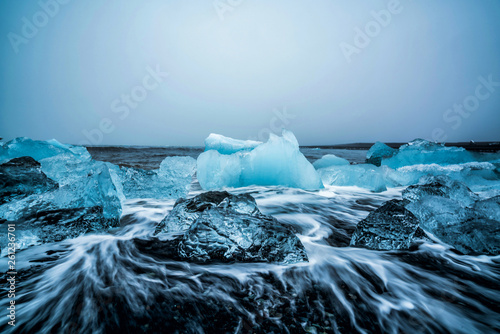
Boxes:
[2,182,499,333]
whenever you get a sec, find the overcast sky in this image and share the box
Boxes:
[1,0,499,146]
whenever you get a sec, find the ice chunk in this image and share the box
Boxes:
[0,156,58,204]
[313,154,350,169]
[0,137,91,163]
[155,191,259,234]
[178,207,308,264]
[366,142,396,167]
[0,138,124,253]
[204,133,262,154]
[404,177,500,255]
[350,200,424,250]
[402,175,479,207]
[112,156,196,199]
[0,161,121,221]
[197,130,323,190]
[381,139,475,168]
[318,164,393,192]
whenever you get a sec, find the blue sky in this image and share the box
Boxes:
[1,0,499,146]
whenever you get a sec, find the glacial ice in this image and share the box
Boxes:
[318,164,393,192]
[0,138,123,253]
[381,139,476,169]
[153,191,308,264]
[403,176,500,255]
[0,156,58,204]
[313,154,350,169]
[0,137,91,163]
[197,130,323,190]
[366,142,396,167]
[204,133,262,154]
[350,200,425,250]
[178,207,308,264]
[155,191,259,234]
[111,156,196,199]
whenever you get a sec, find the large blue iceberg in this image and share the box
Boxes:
[197,130,324,190]
[365,141,396,167]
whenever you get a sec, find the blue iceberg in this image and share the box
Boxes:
[366,141,396,166]
[381,139,476,168]
[0,137,91,163]
[197,130,323,190]
[112,156,196,199]
[313,154,350,169]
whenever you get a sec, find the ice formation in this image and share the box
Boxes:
[204,133,262,154]
[179,207,308,264]
[403,176,500,255]
[154,191,308,264]
[0,156,58,204]
[0,138,122,253]
[366,141,396,166]
[317,139,500,193]
[112,156,196,199]
[318,164,393,192]
[155,191,259,234]
[197,130,323,190]
[0,137,91,163]
[350,200,425,250]
[313,154,350,169]
[381,139,476,169]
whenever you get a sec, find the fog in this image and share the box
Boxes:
[1,0,499,146]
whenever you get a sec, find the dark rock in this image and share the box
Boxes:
[350,200,423,250]
[0,156,58,204]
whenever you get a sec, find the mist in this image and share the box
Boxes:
[1,0,499,146]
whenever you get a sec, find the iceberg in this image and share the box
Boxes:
[366,142,396,167]
[313,154,350,169]
[152,191,308,264]
[111,156,196,199]
[0,156,58,204]
[403,176,500,255]
[179,207,308,264]
[155,191,259,234]
[0,137,91,163]
[0,138,123,253]
[350,200,425,250]
[197,130,323,190]
[205,133,262,154]
[381,139,475,168]
[318,164,393,192]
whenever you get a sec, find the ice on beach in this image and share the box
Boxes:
[318,164,393,192]
[313,154,350,169]
[350,200,424,250]
[381,139,475,168]
[197,130,323,190]
[204,133,262,154]
[403,176,500,255]
[0,137,91,163]
[113,156,196,199]
[366,142,396,166]
[0,156,58,205]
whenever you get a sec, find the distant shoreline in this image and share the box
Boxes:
[303,142,500,152]
[85,142,500,153]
